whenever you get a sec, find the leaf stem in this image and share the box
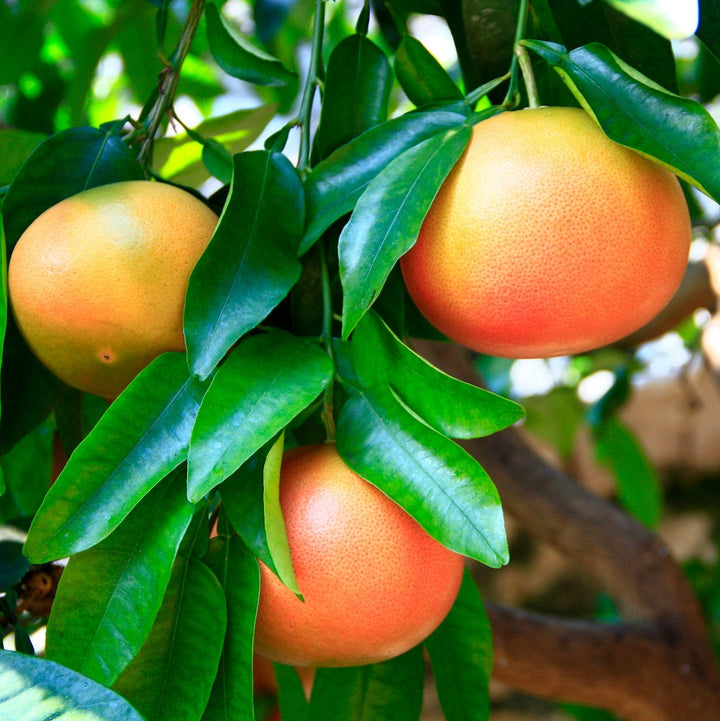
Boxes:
[297,0,326,174]
[515,43,540,108]
[502,0,529,108]
[137,0,205,168]
[318,240,336,440]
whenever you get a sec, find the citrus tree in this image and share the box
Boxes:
[1,1,720,720]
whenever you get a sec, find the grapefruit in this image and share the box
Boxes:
[400,106,692,358]
[8,180,218,398]
[254,443,465,667]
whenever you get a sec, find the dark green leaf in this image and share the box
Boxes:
[313,34,392,161]
[184,151,305,379]
[301,109,468,253]
[0,540,29,590]
[351,312,524,438]
[395,34,463,107]
[425,570,493,721]
[698,0,720,62]
[275,663,310,721]
[340,123,472,337]
[0,129,46,186]
[0,649,144,721]
[336,386,508,567]
[113,555,227,721]
[2,126,143,251]
[593,417,662,529]
[44,469,195,687]
[187,332,333,501]
[522,40,720,201]
[202,535,261,721]
[205,1,295,86]
[307,647,425,721]
[24,353,210,564]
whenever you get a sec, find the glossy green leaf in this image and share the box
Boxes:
[605,0,698,39]
[307,647,425,721]
[44,469,195,687]
[205,1,295,86]
[24,353,210,564]
[395,34,463,107]
[313,34,392,161]
[340,123,472,337]
[351,312,524,438]
[335,386,508,567]
[113,555,227,721]
[301,109,468,253]
[184,151,305,379]
[425,570,493,721]
[187,332,333,501]
[2,126,143,250]
[0,649,144,721]
[522,40,720,201]
[202,535,260,721]
[593,417,662,529]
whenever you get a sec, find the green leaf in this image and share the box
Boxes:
[394,34,463,107]
[184,151,305,379]
[1,126,143,251]
[593,417,662,529]
[275,663,310,721]
[313,34,392,161]
[306,647,425,721]
[425,570,493,721]
[205,1,295,86]
[0,540,29,590]
[522,40,720,201]
[44,469,195,687]
[187,332,333,501]
[605,0,698,39]
[340,123,472,337]
[0,129,46,186]
[0,649,144,721]
[351,312,524,438]
[202,535,260,721]
[113,555,227,721]
[24,353,210,564]
[301,109,468,253]
[335,386,508,567]
[697,0,720,62]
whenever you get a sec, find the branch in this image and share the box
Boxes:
[414,340,720,720]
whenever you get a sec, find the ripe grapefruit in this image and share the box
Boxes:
[400,106,692,358]
[254,443,465,667]
[8,180,217,398]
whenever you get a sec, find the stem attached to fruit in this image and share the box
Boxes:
[136,0,205,169]
[515,43,540,108]
[297,0,327,173]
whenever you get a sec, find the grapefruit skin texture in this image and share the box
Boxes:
[254,443,465,667]
[400,107,692,358]
[8,180,218,398]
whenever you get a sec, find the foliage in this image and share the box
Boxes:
[1,0,719,720]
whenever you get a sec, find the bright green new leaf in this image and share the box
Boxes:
[184,151,305,380]
[593,417,662,529]
[307,647,425,721]
[205,1,296,86]
[202,535,260,721]
[351,312,524,438]
[522,40,720,201]
[24,353,210,564]
[336,386,508,567]
[340,123,472,338]
[425,570,493,721]
[605,0,698,39]
[187,332,333,501]
[44,469,196,687]
[395,34,463,107]
[113,555,227,721]
[301,109,468,253]
[0,649,144,721]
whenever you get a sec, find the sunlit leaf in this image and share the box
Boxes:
[605,0,698,39]
[187,332,333,501]
[24,353,210,564]
[45,469,195,687]
[340,123,472,337]
[185,151,305,379]
[0,649,144,721]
